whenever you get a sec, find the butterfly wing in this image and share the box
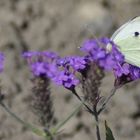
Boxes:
[115,37,140,67]
[121,51,140,67]
[116,36,140,51]
[111,16,140,67]
[111,16,140,42]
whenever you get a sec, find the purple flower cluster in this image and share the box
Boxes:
[23,38,140,89]
[23,52,89,89]
[56,56,88,71]
[116,64,140,80]
[81,38,140,83]
[0,52,4,73]
[55,56,89,89]
[1,36,140,90]
[80,38,124,71]
[23,51,58,77]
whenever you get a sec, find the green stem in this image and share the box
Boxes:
[72,89,95,115]
[98,87,117,115]
[51,102,83,135]
[44,128,54,140]
[0,102,46,137]
[94,105,101,140]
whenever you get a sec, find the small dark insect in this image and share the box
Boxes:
[134,31,139,37]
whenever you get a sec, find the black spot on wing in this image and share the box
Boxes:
[134,31,139,37]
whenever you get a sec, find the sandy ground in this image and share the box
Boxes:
[0,0,140,140]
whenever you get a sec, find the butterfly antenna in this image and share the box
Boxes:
[82,24,105,49]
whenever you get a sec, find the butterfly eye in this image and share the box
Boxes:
[134,31,139,37]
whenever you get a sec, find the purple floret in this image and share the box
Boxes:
[23,51,59,77]
[0,52,4,72]
[31,62,48,76]
[113,63,130,77]
[129,65,140,80]
[54,56,89,88]
[42,51,59,60]
[69,56,89,71]
[53,71,79,89]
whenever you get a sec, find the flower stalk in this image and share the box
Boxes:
[94,105,101,140]
[0,101,46,137]
[72,89,95,115]
[98,87,117,115]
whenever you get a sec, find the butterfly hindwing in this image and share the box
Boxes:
[116,36,140,51]
[123,51,140,67]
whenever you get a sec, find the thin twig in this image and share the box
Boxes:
[94,107,101,140]
[72,89,95,115]
[73,89,101,140]
[10,22,29,52]
[98,87,117,115]
[0,101,46,137]
[0,102,28,125]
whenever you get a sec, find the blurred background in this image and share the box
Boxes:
[0,0,140,140]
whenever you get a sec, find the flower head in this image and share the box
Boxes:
[23,52,82,90]
[80,38,124,71]
[54,56,89,89]
[80,37,140,86]
[53,71,79,89]
[23,37,140,90]
[0,52,4,72]
[23,51,58,77]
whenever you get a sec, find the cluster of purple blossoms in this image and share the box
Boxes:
[23,51,89,89]
[0,52,4,73]
[80,38,125,71]
[23,51,59,77]
[55,56,89,89]
[23,37,140,89]
[0,37,139,90]
[80,38,140,84]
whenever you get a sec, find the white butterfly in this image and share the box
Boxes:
[111,16,140,67]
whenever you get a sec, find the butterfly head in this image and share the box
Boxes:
[106,43,112,52]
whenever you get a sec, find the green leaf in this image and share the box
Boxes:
[51,102,83,134]
[26,124,46,137]
[105,121,115,140]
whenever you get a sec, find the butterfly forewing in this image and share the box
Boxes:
[111,16,140,67]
